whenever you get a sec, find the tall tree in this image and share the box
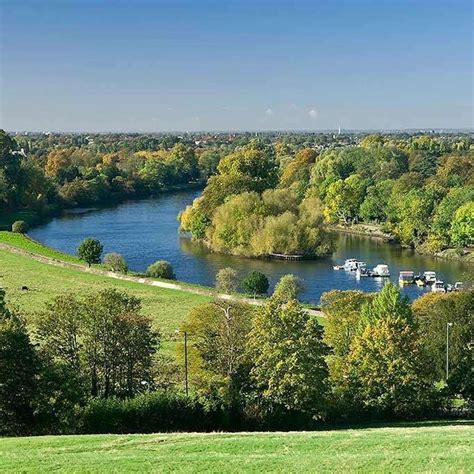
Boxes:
[248,297,329,417]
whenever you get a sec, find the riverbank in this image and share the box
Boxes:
[0,232,323,320]
[329,223,473,264]
[0,182,205,231]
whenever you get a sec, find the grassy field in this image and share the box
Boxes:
[0,239,210,340]
[0,422,472,473]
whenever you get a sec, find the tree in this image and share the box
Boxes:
[412,290,474,401]
[248,298,329,416]
[146,260,176,280]
[450,202,473,248]
[36,289,160,399]
[77,237,103,267]
[241,271,269,298]
[272,274,304,302]
[180,300,252,403]
[215,267,239,294]
[342,284,437,417]
[11,220,29,234]
[0,287,40,435]
[103,252,128,273]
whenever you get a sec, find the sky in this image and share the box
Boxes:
[0,0,472,132]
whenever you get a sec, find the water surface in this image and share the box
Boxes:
[29,190,471,303]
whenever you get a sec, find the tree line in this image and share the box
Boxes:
[180,136,473,256]
[1,278,472,436]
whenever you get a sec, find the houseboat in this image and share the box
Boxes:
[399,271,414,285]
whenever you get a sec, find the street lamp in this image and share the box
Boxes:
[446,322,453,381]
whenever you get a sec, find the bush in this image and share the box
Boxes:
[103,252,128,273]
[78,391,227,433]
[77,238,103,267]
[11,220,28,234]
[215,267,239,293]
[241,271,269,297]
[146,260,176,280]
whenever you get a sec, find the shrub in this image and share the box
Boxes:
[146,260,176,280]
[11,220,28,234]
[77,238,103,267]
[78,391,227,433]
[241,271,269,298]
[103,252,128,273]
[215,267,239,294]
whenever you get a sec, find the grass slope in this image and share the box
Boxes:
[0,423,472,473]
[0,246,210,341]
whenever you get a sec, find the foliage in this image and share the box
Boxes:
[35,289,160,399]
[103,252,128,273]
[78,391,227,434]
[412,290,474,401]
[248,297,329,417]
[215,267,239,294]
[272,274,305,302]
[11,220,28,233]
[77,237,103,266]
[341,284,438,417]
[0,288,40,435]
[450,202,473,247]
[146,260,176,280]
[241,271,269,297]
[180,301,253,404]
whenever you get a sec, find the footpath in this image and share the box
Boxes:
[0,241,323,317]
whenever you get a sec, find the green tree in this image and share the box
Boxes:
[0,287,40,435]
[77,237,103,267]
[248,298,329,416]
[11,220,29,234]
[180,300,252,403]
[272,274,304,302]
[413,290,474,401]
[450,202,474,247]
[343,284,437,417]
[241,271,269,298]
[215,267,239,294]
[146,260,176,280]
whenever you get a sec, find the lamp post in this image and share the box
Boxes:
[446,322,453,381]
[184,331,189,397]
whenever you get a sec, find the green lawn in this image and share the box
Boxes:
[0,422,472,473]
[0,246,210,341]
[0,231,84,264]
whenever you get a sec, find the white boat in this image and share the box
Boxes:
[372,264,390,277]
[431,280,446,293]
[333,264,344,270]
[343,258,359,271]
[423,271,436,284]
[454,282,464,291]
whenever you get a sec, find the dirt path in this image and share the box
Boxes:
[0,242,324,317]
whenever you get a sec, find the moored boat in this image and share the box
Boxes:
[399,271,414,285]
[423,271,436,285]
[431,280,446,293]
[372,264,390,277]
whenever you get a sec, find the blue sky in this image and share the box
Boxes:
[1,0,472,131]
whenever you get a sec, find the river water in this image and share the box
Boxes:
[29,190,471,303]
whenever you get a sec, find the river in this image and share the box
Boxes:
[29,190,471,303]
